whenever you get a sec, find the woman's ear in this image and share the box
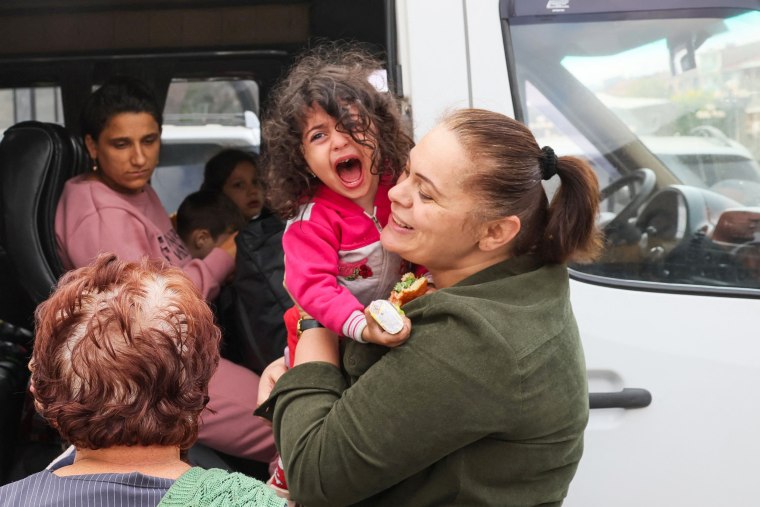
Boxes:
[478,216,521,252]
[84,134,98,160]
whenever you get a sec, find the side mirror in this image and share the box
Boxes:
[712,209,760,244]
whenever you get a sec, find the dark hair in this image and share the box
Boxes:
[176,190,246,242]
[201,148,260,194]
[442,109,602,264]
[263,42,414,219]
[80,75,163,141]
[30,254,220,450]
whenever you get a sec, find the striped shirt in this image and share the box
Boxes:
[0,469,173,506]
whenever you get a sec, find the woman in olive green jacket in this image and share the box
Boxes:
[258,109,602,507]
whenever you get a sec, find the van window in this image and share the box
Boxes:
[511,9,760,292]
[525,81,621,189]
[0,86,63,130]
[154,78,261,212]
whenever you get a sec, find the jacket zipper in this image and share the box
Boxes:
[365,207,392,300]
[365,207,382,233]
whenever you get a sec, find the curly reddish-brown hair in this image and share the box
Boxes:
[262,42,414,219]
[29,253,221,450]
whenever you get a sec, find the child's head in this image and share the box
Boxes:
[176,191,246,259]
[201,149,264,221]
[263,42,414,219]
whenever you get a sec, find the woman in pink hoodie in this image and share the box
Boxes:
[55,76,276,464]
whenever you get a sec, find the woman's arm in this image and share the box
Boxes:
[179,247,234,300]
[63,208,233,300]
[256,326,339,407]
[294,327,340,367]
[266,303,512,506]
[64,208,161,266]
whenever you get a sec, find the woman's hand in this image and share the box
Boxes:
[257,356,288,408]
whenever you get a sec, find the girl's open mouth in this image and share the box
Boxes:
[335,157,363,188]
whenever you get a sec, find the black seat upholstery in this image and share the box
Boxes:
[0,121,89,304]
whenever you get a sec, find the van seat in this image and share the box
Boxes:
[0,121,89,304]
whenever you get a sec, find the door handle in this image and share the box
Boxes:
[589,388,651,409]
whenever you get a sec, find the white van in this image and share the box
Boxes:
[0,1,758,505]
[400,2,759,505]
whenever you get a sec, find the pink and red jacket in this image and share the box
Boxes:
[283,182,407,341]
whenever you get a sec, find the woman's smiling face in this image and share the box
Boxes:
[381,125,484,287]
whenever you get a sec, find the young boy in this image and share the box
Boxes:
[176,190,246,259]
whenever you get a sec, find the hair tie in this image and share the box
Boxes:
[540,146,558,180]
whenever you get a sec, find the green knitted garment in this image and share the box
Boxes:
[158,467,287,507]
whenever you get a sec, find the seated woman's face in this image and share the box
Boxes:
[85,112,161,194]
[381,125,482,272]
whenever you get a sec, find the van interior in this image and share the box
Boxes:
[0,0,394,484]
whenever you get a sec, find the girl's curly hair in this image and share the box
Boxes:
[262,42,414,219]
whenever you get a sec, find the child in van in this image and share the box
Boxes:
[261,43,416,493]
[202,148,293,373]
[201,148,265,221]
[176,190,246,259]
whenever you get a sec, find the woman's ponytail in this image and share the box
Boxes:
[542,156,603,264]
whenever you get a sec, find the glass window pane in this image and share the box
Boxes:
[511,10,760,291]
[155,78,261,213]
[0,86,63,131]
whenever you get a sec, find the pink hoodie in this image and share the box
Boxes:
[283,182,407,341]
[55,174,233,300]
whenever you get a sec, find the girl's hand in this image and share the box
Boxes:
[219,231,239,259]
[361,307,411,348]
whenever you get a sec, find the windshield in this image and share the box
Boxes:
[562,12,760,192]
[509,8,760,292]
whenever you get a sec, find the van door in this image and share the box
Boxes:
[501,1,760,505]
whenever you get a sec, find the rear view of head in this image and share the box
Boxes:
[176,190,246,259]
[30,254,220,451]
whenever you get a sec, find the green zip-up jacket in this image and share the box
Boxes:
[258,255,589,506]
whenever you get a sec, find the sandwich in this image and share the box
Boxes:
[389,272,428,307]
[369,272,429,335]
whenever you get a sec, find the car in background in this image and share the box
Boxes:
[645,133,760,192]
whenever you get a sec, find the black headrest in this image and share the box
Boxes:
[0,121,89,303]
